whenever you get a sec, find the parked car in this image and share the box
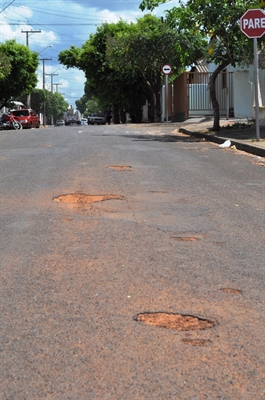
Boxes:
[87,113,106,125]
[81,118,88,125]
[56,119,65,126]
[11,109,40,128]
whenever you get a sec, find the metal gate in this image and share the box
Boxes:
[187,71,234,117]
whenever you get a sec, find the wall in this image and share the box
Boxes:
[233,70,253,118]
[171,73,188,121]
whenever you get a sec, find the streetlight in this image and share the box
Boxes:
[38,44,53,56]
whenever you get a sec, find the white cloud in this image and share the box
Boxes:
[1,0,180,106]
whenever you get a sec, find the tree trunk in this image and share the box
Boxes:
[145,76,162,122]
[149,95,155,123]
[154,90,161,122]
[113,104,120,124]
[131,87,144,123]
[210,61,230,131]
[153,78,162,123]
[120,108,126,123]
[135,104,142,123]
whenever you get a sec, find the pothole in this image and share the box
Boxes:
[220,288,242,294]
[181,338,212,347]
[135,312,216,331]
[108,166,132,171]
[53,193,124,204]
[172,237,198,241]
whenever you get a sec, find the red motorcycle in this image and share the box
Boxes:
[0,113,22,130]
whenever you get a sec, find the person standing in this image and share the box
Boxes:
[106,107,112,125]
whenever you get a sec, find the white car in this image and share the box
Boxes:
[87,113,106,125]
[56,119,65,126]
[81,118,88,125]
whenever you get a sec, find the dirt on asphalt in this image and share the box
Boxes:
[1,123,264,399]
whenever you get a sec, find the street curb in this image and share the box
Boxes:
[179,128,265,158]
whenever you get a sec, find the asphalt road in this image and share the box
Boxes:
[1,124,264,399]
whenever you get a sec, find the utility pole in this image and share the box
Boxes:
[21,29,41,108]
[53,83,62,93]
[45,73,59,94]
[39,57,52,126]
[21,29,41,46]
[40,58,52,90]
[46,73,58,125]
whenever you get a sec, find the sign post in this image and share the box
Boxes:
[240,9,265,141]
[162,64,172,123]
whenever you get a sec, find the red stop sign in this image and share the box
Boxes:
[240,9,265,38]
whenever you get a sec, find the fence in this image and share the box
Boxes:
[187,71,234,117]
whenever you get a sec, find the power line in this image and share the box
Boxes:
[0,0,16,13]
[5,23,98,26]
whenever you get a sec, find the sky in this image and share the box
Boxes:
[0,0,179,108]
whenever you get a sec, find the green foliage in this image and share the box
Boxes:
[140,0,265,68]
[50,92,69,121]
[107,13,204,79]
[107,14,207,120]
[59,14,206,122]
[0,40,39,109]
[59,20,149,121]
[0,50,11,80]
[139,0,168,11]
[139,0,265,129]
[85,98,103,115]
[76,94,89,114]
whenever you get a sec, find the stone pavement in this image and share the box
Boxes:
[178,117,265,158]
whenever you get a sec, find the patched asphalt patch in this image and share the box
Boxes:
[135,312,216,331]
[53,193,124,204]
[172,237,198,241]
[108,166,132,171]
[220,288,242,294]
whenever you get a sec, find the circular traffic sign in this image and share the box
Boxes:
[240,9,265,38]
[162,64,172,75]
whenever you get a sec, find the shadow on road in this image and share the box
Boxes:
[120,134,205,143]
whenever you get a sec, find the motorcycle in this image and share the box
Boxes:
[0,113,23,130]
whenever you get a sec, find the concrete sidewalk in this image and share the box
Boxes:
[178,117,265,157]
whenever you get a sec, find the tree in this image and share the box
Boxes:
[107,14,206,121]
[0,40,39,110]
[49,92,69,123]
[59,20,148,123]
[0,50,11,80]
[59,16,206,122]
[84,98,102,116]
[140,0,265,131]
[76,95,90,115]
